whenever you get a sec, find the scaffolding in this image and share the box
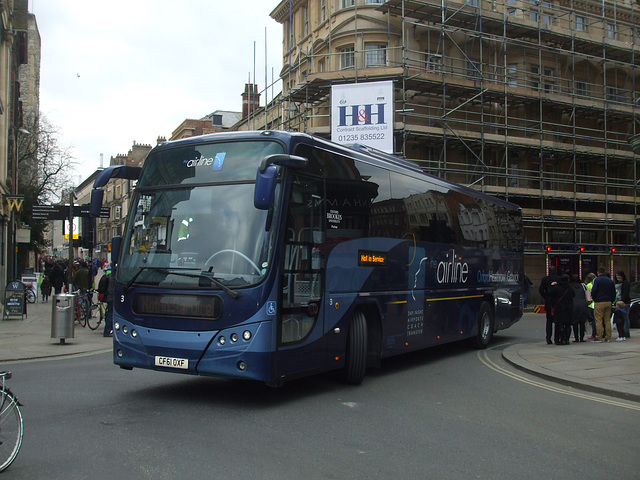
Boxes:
[265,0,640,279]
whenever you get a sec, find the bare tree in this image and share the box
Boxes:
[17,114,76,252]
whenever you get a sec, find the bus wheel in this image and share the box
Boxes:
[342,311,368,385]
[469,302,493,349]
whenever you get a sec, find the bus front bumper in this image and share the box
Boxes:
[113,318,274,382]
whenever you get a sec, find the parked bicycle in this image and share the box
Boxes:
[0,371,23,472]
[71,289,92,328]
[24,284,36,304]
[87,297,106,331]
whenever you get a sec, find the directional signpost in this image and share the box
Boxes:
[31,204,109,220]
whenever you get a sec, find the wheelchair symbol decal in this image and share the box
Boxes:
[266,301,276,316]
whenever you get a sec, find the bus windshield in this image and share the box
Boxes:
[119,140,284,289]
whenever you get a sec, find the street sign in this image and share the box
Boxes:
[31,205,66,220]
[32,204,109,220]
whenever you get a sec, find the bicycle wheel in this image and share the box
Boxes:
[25,288,36,304]
[87,304,102,330]
[76,297,87,328]
[0,390,24,472]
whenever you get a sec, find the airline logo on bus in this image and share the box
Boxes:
[183,152,226,170]
[434,250,469,284]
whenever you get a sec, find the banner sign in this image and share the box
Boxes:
[331,80,394,153]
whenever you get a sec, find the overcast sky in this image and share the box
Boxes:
[31,0,284,187]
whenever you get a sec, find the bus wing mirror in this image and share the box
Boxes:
[111,235,122,264]
[259,154,307,173]
[255,154,307,210]
[254,165,277,210]
[90,189,104,217]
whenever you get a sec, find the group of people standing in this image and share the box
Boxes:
[39,257,114,337]
[539,266,632,345]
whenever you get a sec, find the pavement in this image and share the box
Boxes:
[1,301,639,402]
[0,295,112,363]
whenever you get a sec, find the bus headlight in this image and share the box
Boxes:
[237,361,246,371]
[219,336,226,345]
[243,330,252,341]
[230,333,238,343]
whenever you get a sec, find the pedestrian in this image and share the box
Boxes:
[49,262,65,295]
[103,265,115,337]
[523,274,533,308]
[547,274,575,345]
[613,270,631,341]
[590,266,616,342]
[570,274,588,342]
[40,275,52,303]
[584,272,596,339]
[72,261,91,293]
[539,266,559,344]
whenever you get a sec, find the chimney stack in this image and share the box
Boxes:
[242,83,260,118]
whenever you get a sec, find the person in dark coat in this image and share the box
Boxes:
[547,274,575,345]
[49,262,65,294]
[40,275,52,303]
[539,266,559,344]
[570,274,588,342]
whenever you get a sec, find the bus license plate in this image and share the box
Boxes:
[155,356,188,370]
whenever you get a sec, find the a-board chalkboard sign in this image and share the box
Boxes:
[4,280,26,320]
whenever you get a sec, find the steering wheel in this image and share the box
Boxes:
[204,249,261,275]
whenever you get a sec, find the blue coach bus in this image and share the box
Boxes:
[92,131,523,386]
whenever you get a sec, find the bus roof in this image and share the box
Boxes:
[151,130,521,212]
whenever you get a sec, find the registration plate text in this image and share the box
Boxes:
[155,356,189,370]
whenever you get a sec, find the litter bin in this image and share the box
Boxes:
[51,294,75,344]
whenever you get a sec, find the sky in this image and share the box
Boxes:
[31,0,284,186]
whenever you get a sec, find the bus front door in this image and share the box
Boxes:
[276,174,325,379]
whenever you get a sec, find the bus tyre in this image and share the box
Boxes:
[469,302,493,349]
[342,311,368,385]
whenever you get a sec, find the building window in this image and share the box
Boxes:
[576,81,588,97]
[530,12,552,26]
[543,68,554,93]
[425,53,442,73]
[320,0,326,22]
[303,6,309,36]
[341,0,355,8]
[607,22,617,40]
[467,60,482,80]
[575,15,587,32]
[114,205,121,220]
[530,66,539,90]
[509,161,520,188]
[340,46,355,69]
[467,0,479,6]
[318,58,326,73]
[365,44,386,67]
[365,0,383,3]
[607,87,625,102]
[507,63,518,86]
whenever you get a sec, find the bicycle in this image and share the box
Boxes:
[71,290,91,328]
[87,298,106,331]
[0,371,23,472]
[24,285,36,304]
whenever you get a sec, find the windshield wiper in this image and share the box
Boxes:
[123,266,157,292]
[174,270,241,300]
[123,266,241,299]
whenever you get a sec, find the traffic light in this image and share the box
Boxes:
[546,245,552,252]
[579,246,585,253]
[610,247,616,254]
